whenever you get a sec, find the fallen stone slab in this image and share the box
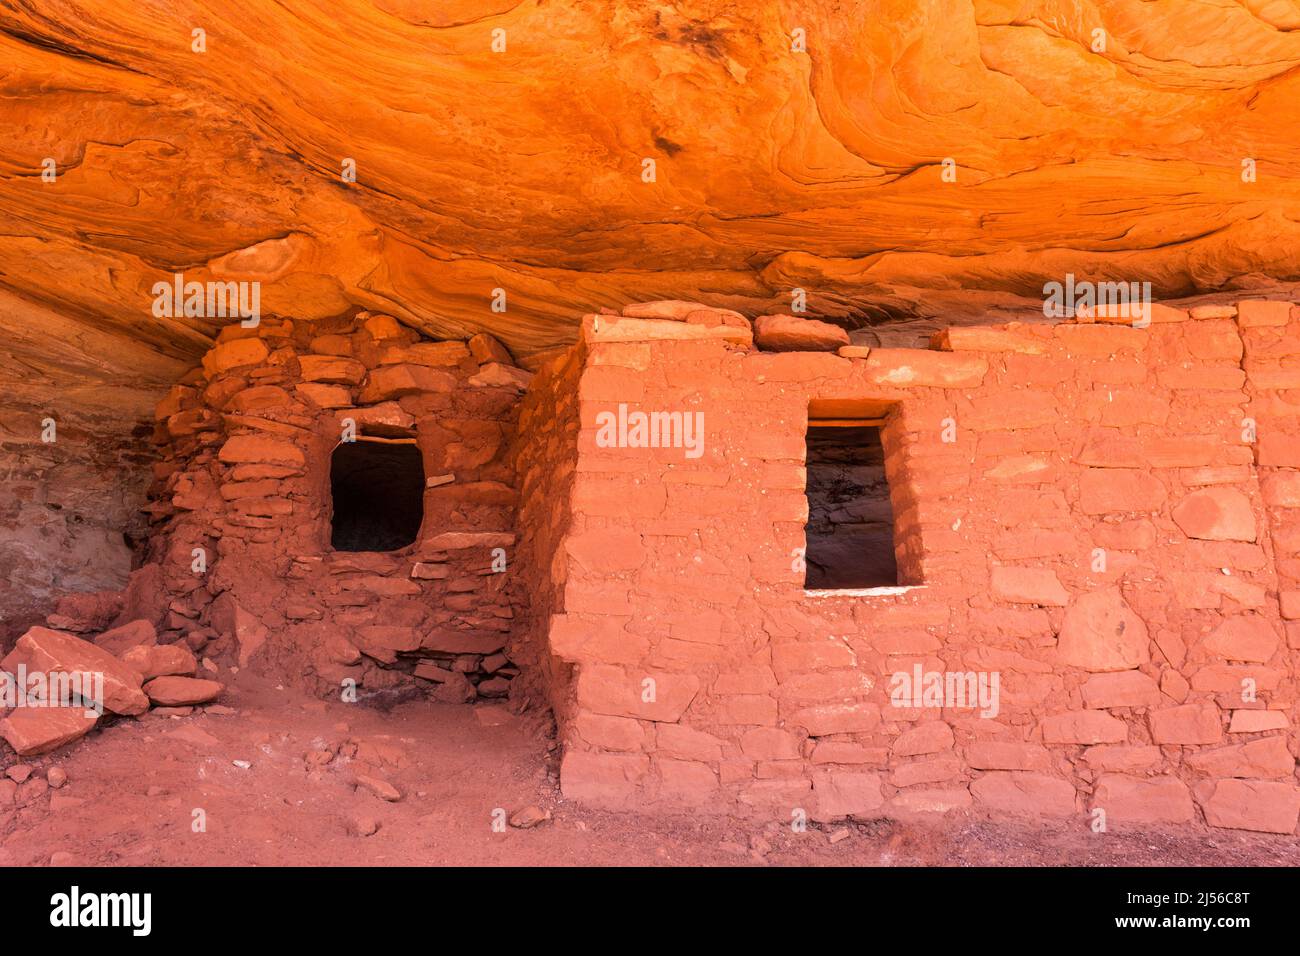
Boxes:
[0,707,99,756]
[93,619,157,657]
[143,676,224,706]
[2,626,148,716]
[121,643,197,680]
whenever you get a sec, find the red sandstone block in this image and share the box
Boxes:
[655,639,728,667]
[989,566,1069,606]
[776,671,873,702]
[1250,366,1300,390]
[740,727,802,761]
[1040,709,1127,744]
[1148,702,1223,745]
[578,366,646,402]
[1189,305,1237,319]
[550,614,646,665]
[715,694,779,726]
[1080,671,1162,709]
[588,342,653,371]
[788,701,880,736]
[656,758,719,803]
[1056,587,1150,672]
[811,742,888,766]
[1182,320,1243,361]
[559,750,648,809]
[656,723,725,762]
[712,666,777,695]
[359,364,457,403]
[1078,469,1167,514]
[1203,616,1279,663]
[1171,488,1256,542]
[217,435,304,467]
[760,461,806,490]
[1228,710,1288,733]
[890,788,974,814]
[0,707,99,757]
[1053,325,1147,356]
[154,385,197,421]
[575,664,700,722]
[1185,736,1294,779]
[890,756,963,788]
[966,608,1053,641]
[970,772,1076,817]
[202,338,269,376]
[1081,745,1161,773]
[1156,365,1246,391]
[866,630,942,655]
[930,326,1049,355]
[1254,431,1300,468]
[1190,663,1283,695]
[981,454,1058,485]
[1280,591,1300,620]
[563,528,645,573]
[582,313,751,347]
[1195,779,1300,834]
[1089,389,1168,428]
[298,354,366,385]
[1074,431,1145,469]
[771,641,856,676]
[753,314,848,351]
[812,771,884,821]
[738,778,812,809]
[1181,464,1252,486]
[891,721,954,756]
[574,713,646,752]
[1261,473,1300,508]
[961,393,1060,431]
[964,741,1052,773]
[1088,357,1148,385]
[1146,436,1236,468]
[740,351,852,382]
[3,627,148,717]
[379,341,470,367]
[1168,572,1266,610]
[853,603,951,630]
[860,349,988,388]
[719,761,753,786]
[999,354,1074,386]
[1092,519,1156,552]
[1236,300,1292,327]
[571,474,666,517]
[1092,774,1195,825]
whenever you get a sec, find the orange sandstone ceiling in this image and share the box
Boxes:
[3,0,1300,386]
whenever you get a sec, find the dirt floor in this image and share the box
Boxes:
[1,674,1297,867]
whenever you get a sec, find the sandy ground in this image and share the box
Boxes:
[1,674,1297,868]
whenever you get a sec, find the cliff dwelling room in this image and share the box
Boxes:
[0,0,1296,939]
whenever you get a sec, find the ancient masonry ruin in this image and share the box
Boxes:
[11,298,1300,834]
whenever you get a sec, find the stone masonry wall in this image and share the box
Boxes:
[535,299,1300,835]
[127,310,533,704]
[510,347,585,724]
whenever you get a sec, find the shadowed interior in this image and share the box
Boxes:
[804,424,898,589]
[330,441,424,552]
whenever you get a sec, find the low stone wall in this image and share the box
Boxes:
[534,299,1300,835]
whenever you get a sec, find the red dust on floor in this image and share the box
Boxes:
[1,672,1296,868]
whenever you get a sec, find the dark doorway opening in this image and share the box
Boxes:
[804,423,898,589]
[330,440,424,552]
